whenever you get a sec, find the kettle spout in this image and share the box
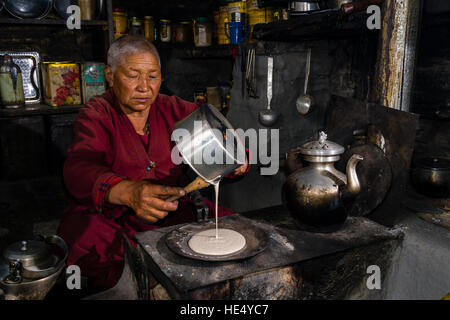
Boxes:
[345,154,364,196]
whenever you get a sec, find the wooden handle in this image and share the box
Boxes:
[166,177,210,202]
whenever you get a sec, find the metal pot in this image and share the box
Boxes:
[284,131,363,226]
[0,235,67,300]
[411,157,450,198]
[288,1,321,12]
[172,103,246,184]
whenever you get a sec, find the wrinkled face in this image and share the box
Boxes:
[105,52,161,113]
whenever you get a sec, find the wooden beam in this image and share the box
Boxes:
[371,0,422,111]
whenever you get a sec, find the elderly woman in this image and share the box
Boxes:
[57,35,248,290]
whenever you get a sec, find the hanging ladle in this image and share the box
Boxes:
[296,48,314,115]
[259,56,279,127]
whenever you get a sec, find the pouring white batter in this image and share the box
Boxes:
[188,181,246,256]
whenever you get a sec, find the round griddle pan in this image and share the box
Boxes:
[165,219,268,262]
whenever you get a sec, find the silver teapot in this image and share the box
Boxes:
[0,235,67,300]
[284,131,363,226]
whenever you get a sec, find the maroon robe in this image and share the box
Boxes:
[57,89,236,290]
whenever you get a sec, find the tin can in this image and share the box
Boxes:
[81,63,105,104]
[144,16,155,42]
[42,62,81,107]
[218,6,230,45]
[79,0,94,20]
[113,8,128,40]
[160,19,171,42]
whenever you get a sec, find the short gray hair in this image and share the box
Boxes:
[107,35,161,72]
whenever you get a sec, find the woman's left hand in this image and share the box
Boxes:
[232,158,249,176]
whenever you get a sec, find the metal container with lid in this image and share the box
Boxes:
[160,19,171,42]
[298,131,345,162]
[284,131,364,226]
[0,235,67,300]
[411,157,450,198]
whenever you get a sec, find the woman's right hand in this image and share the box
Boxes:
[107,180,185,223]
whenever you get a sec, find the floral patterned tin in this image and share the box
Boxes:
[42,62,81,107]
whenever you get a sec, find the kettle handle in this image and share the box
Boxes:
[22,235,68,279]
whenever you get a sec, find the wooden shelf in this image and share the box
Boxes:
[0,104,84,118]
[252,9,378,41]
[0,18,108,27]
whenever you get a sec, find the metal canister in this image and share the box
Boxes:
[112,8,128,40]
[0,55,25,108]
[144,16,155,42]
[159,19,171,42]
[81,63,105,104]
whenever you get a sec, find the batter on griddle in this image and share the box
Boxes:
[188,181,246,256]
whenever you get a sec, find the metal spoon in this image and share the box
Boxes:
[296,48,314,115]
[259,56,279,127]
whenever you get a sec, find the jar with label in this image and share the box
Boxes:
[160,19,171,42]
[173,21,192,43]
[0,55,25,108]
[112,8,128,40]
[194,17,212,47]
[129,17,143,36]
[144,16,155,42]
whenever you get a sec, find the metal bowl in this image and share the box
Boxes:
[54,0,104,19]
[53,0,78,19]
[4,0,53,19]
[411,157,450,198]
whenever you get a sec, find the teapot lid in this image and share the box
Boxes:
[299,131,345,156]
[3,240,51,268]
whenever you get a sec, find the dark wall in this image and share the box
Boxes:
[219,37,377,213]
[411,3,450,163]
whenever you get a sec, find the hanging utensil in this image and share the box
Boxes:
[259,56,279,127]
[296,48,314,115]
[247,49,257,98]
